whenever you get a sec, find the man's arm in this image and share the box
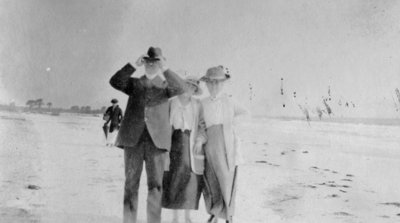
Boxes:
[109,63,138,95]
[105,106,112,115]
[163,69,187,98]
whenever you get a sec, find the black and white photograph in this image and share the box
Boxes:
[1,0,400,222]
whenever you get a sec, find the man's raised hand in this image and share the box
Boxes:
[135,55,146,67]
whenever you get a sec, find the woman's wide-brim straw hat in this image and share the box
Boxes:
[185,75,202,95]
[200,65,230,82]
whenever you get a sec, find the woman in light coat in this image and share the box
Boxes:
[195,66,249,223]
[162,76,207,223]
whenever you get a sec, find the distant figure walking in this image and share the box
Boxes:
[323,98,333,116]
[316,107,323,120]
[103,98,123,146]
[298,104,311,125]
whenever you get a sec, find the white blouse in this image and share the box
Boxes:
[202,95,224,128]
[170,98,194,131]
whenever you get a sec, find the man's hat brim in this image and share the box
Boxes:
[143,57,161,61]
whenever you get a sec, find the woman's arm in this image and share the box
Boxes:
[195,102,207,145]
[194,102,207,154]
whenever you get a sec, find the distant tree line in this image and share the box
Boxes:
[69,105,107,114]
[0,98,106,115]
[25,99,50,110]
[18,98,106,115]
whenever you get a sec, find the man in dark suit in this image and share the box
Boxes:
[103,98,123,146]
[109,47,186,223]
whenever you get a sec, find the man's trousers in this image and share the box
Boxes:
[123,128,166,223]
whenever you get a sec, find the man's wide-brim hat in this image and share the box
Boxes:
[111,99,118,104]
[200,65,230,82]
[185,76,202,95]
[143,47,163,61]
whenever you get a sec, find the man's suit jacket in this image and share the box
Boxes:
[104,105,123,132]
[109,63,185,151]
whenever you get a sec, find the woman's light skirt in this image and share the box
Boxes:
[203,124,238,220]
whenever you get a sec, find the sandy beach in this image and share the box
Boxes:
[1,111,400,223]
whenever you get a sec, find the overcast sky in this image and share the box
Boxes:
[1,0,400,118]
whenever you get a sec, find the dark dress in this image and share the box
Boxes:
[162,129,203,210]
